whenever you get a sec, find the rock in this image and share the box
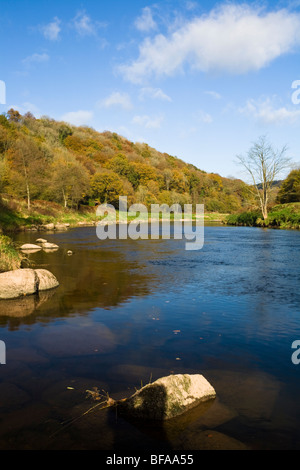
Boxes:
[36,238,47,243]
[20,244,42,252]
[0,269,39,299]
[118,374,216,421]
[67,250,73,256]
[54,224,68,231]
[0,268,59,300]
[35,269,59,291]
[43,223,55,230]
[41,242,59,250]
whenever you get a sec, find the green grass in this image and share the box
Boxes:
[0,234,23,272]
[226,203,300,229]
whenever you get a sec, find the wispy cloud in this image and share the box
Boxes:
[22,53,49,68]
[135,6,157,32]
[71,10,106,37]
[40,17,61,41]
[100,92,133,110]
[119,4,300,83]
[139,87,172,102]
[239,97,300,125]
[132,114,164,129]
[195,110,213,124]
[8,102,40,116]
[205,90,221,100]
[60,110,94,126]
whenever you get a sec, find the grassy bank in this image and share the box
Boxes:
[226,203,300,229]
[0,196,98,233]
[0,195,228,233]
[0,235,23,272]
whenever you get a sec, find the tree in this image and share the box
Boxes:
[91,170,124,207]
[236,136,291,219]
[277,168,300,204]
[7,108,22,123]
[7,137,46,210]
[50,159,90,208]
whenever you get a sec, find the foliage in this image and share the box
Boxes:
[0,109,258,215]
[0,234,23,272]
[277,169,300,204]
[226,203,300,229]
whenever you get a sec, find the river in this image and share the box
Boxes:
[0,224,299,450]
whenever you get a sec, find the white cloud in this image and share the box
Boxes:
[139,87,172,102]
[22,53,49,67]
[132,114,164,129]
[71,10,105,37]
[8,102,40,116]
[205,90,221,100]
[135,7,157,32]
[196,110,213,124]
[100,92,133,110]
[239,97,300,124]
[119,4,300,83]
[60,110,94,126]
[41,17,61,41]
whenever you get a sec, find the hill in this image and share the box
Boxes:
[0,109,256,225]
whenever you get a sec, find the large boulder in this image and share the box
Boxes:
[0,268,59,300]
[35,269,59,292]
[118,374,216,421]
[0,269,39,299]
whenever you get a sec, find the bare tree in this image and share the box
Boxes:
[236,136,291,219]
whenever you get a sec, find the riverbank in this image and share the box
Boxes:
[226,203,300,230]
[0,196,228,234]
[0,235,23,272]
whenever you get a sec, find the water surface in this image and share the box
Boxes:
[0,224,299,450]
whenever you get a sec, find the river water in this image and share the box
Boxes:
[0,224,299,450]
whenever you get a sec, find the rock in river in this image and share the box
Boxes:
[118,374,216,421]
[0,268,59,300]
[20,244,42,252]
[41,242,59,250]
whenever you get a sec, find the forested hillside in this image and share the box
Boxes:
[0,109,255,214]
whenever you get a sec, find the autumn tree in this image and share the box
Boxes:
[7,137,46,210]
[7,108,22,123]
[277,168,300,204]
[236,136,291,219]
[91,170,124,207]
[50,159,90,208]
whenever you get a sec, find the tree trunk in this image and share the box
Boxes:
[62,188,67,208]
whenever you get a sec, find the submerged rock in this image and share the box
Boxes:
[0,268,59,300]
[118,374,216,421]
[41,242,59,250]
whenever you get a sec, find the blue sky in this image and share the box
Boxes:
[1,0,300,180]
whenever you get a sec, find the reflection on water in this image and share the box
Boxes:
[0,225,299,450]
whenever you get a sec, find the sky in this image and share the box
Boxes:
[1,0,300,180]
